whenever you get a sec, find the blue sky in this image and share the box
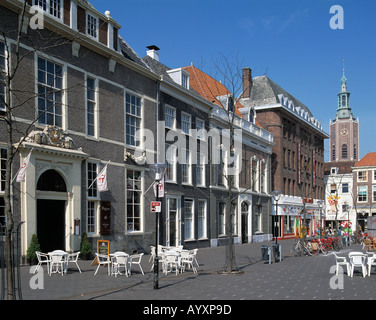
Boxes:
[90,0,376,161]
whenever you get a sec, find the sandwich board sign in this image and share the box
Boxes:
[151,201,161,213]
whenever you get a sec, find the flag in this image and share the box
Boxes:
[16,149,32,183]
[97,164,108,192]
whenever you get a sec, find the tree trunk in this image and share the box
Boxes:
[5,73,15,300]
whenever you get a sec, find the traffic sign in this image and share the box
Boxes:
[151,201,161,213]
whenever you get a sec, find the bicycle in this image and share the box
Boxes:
[291,239,313,256]
[331,237,343,251]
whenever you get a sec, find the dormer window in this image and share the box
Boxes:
[167,68,190,89]
[34,0,62,19]
[87,13,98,39]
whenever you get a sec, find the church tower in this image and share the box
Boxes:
[329,68,359,162]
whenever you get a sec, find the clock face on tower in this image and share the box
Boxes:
[340,128,348,136]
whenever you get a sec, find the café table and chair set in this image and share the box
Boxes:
[33,245,198,277]
[34,250,81,276]
[149,245,199,276]
[333,250,376,278]
[94,251,145,277]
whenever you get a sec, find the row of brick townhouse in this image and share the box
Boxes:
[0,0,328,260]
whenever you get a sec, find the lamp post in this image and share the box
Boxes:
[271,190,281,246]
[317,200,323,238]
[149,163,166,290]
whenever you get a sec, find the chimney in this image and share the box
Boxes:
[242,68,253,99]
[146,45,160,61]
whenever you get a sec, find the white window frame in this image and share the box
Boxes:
[125,92,142,147]
[196,152,205,187]
[181,148,191,185]
[181,112,191,135]
[197,199,207,240]
[87,161,100,235]
[165,144,177,183]
[196,118,205,140]
[260,160,266,193]
[184,198,195,241]
[218,202,226,236]
[0,148,7,193]
[34,0,62,19]
[0,41,6,112]
[165,105,176,129]
[0,197,5,235]
[86,76,98,138]
[358,171,368,182]
[126,170,142,233]
[87,13,98,39]
[373,185,376,203]
[358,185,367,203]
[166,196,181,247]
[37,56,64,128]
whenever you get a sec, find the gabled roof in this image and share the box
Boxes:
[354,153,376,167]
[182,65,244,118]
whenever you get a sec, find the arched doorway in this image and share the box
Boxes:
[36,170,67,252]
[241,202,249,244]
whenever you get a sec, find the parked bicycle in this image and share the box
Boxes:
[291,239,314,256]
[350,232,367,245]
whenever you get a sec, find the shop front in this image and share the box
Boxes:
[273,196,323,240]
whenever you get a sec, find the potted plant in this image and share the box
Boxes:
[80,232,92,260]
[26,234,41,265]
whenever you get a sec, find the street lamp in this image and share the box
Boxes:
[149,163,166,290]
[317,200,323,238]
[271,190,281,245]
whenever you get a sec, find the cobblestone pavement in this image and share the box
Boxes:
[18,239,376,302]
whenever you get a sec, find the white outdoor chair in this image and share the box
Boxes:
[35,252,51,275]
[49,251,68,276]
[94,253,111,276]
[189,249,199,270]
[180,251,197,274]
[149,246,155,263]
[130,253,144,275]
[349,253,367,277]
[332,252,350,276]
[111,254,131,277]
[150,247,163,272]
[367,256,376,276]
[67,252,82,273]
[162,252,180,275]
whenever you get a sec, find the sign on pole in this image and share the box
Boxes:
[153,178,164,198]
[151,201,162,213]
